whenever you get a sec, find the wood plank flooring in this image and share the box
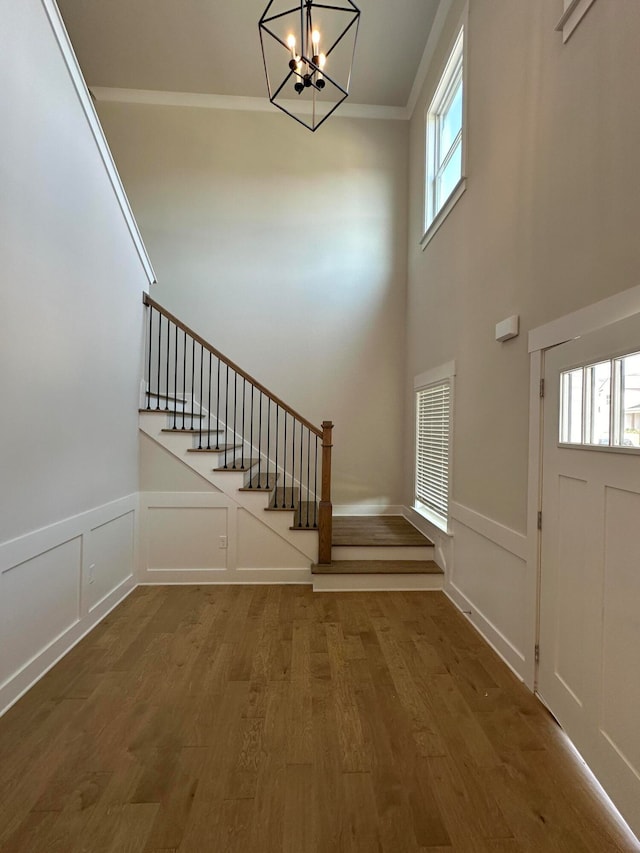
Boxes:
[0,586,637,852]
[332,516,434,547]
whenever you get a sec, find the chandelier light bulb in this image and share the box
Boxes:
[286,33,297,58]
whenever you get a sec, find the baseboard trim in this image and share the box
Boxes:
[445,582,526,681]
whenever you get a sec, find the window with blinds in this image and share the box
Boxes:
[415,381,451,524]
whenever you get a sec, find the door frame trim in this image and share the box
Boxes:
[525,283,640,691]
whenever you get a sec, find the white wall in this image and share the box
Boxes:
[96,102,409,510]
[405,0,640,678]
[0,0,150,713]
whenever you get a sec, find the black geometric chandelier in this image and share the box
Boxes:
[259,0,361,132]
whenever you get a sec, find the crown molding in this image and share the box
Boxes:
[406,0,456,118]
[91,87,409,122]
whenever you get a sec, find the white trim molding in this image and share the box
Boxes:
[406,0,456,118]
[414,360,456,390]
[91,87,409,122]
[556,0,597,43]
[40,0,156,286]
[450,501,527,559]
[0,494,138,717]
[528,284,640,353]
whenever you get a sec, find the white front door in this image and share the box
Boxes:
[538,313,640,839]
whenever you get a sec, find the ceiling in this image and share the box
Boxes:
[57,0,442,108]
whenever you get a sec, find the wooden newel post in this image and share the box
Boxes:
[318,420,334,565]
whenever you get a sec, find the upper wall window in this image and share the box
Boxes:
[423,27,466,244]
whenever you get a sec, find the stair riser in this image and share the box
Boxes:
[312,574,444,592]
[331,545,434,561]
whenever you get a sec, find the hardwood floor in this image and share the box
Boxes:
[0,586,636,852]
[332,516,434,547]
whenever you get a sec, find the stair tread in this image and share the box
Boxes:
[312,560,442,575]
[161,428,224,434]
[140,409,204,418]
[187,445,242,453]
[214,459,259,472]
[146,392,187,404]
[332,516,434,547]
[239,473,281,492]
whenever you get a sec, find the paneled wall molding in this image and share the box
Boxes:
[139,492,312,585]
[0,494,138,717]
[449,501,527,560]
[40,0,156,285]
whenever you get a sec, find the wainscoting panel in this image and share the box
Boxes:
[0,494,137,716]
[1,537,82,685]
[446,502,529,681]
[146,506,228,573]
[87,511,135,612]
[236,509,310,571]
[139,493,313,584]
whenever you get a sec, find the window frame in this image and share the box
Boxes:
[558,348,640,452]
[414,362,456,533]
[421,24,467,248]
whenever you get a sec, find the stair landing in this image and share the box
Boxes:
[332,515,434,547]
[312,515,443,591]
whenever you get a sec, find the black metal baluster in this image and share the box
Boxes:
[173,323,178,429]
[215,359,221,449]
[314,435,318,528]
[232,372,238,469]
[241,378,246,468]
[249,385,255,487]
[146,308,152,410]
[198,344,204,450]
[266,398,271,488]
[298,421,303,527]
[224,364,229,468]
[182,329,187,430]
[280,412,287,509]
[258,392,263,482]
[306,427,311,528]
[191,338,195,428]
[165,316,170,410]
[156,312,161,409]
[275,405,279,502]
[291,418,296,510]
[207,352,212,450]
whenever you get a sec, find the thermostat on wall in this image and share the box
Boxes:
[495,315,519,342]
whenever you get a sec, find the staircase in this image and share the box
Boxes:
[140,294,443,589]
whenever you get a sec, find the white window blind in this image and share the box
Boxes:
[416,382,451,522]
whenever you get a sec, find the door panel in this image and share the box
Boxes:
[539,313,640,839]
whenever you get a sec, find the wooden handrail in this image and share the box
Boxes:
[143,293,322,438]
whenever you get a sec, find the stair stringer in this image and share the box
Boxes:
[139,411,318,564]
